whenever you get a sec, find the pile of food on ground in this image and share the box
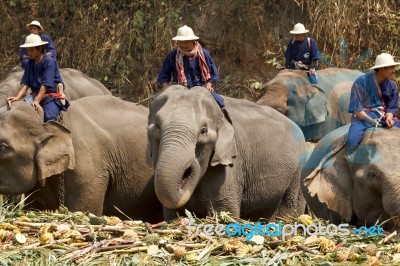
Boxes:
[0,205,398,265]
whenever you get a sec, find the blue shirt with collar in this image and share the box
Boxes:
[21,55,64,94]
[349,71,399,122]
[284,37,320,69]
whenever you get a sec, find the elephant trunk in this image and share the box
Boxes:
[154,130,201,209]
[256,83,288,114]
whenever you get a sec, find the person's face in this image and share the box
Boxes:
[26,47,41,59]
[293,34,305,41]
[29,26,41,34]
[177,40,195,52]
[378,66,396,79]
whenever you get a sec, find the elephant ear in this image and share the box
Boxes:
[211,109,237,166]
[303,125,353,221]
[36,121,76,184]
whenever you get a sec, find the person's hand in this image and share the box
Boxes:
[309,68,316,75]
[162,83,170,90]
[7,96,20,103]
[32,101,43,113]
[205,82,214,92]
[385,113,395,128]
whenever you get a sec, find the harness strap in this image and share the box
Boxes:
[31,92,66,99]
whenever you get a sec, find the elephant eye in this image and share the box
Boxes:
[0,144,9,151]
[368,171,378,179]
[200,127,208,135]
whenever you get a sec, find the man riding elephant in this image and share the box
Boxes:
[284,23,320,85]
[347,53,400,155]
[257,68,363,141]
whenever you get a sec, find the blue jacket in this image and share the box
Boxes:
[284,38,320,69]
[157,48,219,88]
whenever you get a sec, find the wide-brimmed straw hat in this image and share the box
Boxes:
[172,25,199,41]
[20,34,48,48]
[290,23,309,34]
[370,53,400,69]
[26,20,44,32]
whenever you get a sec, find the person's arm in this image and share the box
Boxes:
[354,110,378,125]
[383,82,399,127]
[42,34,57,58]
[309,38,320,73]
[157,50,176,89]
[203,49,219,91]
[349,79,378,125]
[32,85,46,112]
[7,84,28,102]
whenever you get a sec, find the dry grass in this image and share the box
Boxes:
[0,204,399,265]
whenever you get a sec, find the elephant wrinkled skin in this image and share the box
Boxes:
[302,125,400,229]
[147,85,307,221]
[0,95,162,222]
[257,68,363,141]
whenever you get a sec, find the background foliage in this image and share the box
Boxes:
[0,0,399,102]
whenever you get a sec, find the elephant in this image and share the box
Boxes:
[0,95,162,222]
[147,85,307,221]
[0,66,111,205]
[0,66,110,107]
[302,124,400,229]
[257,68,363,141]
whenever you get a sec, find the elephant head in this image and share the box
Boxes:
[0,102,75,195]
[147,85,236,209]
[303,125,400,228]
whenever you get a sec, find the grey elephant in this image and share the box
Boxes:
[0,66,111,205]
[0,95,162,222]
[257,68,363,141]
[147,85,307,221]
[0,66,110,107]
[302,124,400,228]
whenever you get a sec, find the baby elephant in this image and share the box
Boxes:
[0,95,162,222]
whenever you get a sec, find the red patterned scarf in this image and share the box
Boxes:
[176,41,211,87]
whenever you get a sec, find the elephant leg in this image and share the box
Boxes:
[274,170,306,218]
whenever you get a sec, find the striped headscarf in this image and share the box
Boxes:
[176,41,211,87]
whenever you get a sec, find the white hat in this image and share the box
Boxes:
[26,20,44,32]
[370,53,400,69]
[20,34,48,48]
[172,25,199,41]
[290,23,309,34]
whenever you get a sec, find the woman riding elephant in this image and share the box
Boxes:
[147,85,307,221]
[0,95,162,222]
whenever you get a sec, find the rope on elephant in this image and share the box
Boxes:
[55,111,65,207]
